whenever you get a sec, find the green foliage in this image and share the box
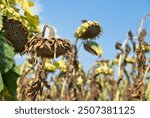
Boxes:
[16,0,32,13]
[0,0,7,5]
[0,0,40,36]
[2,66,19,100]
[16,0,40,33]
[83,41,102,57]
[0,1,149,101]
[0,31,19,98]
[0,11,2,30]
[0,0,40,99]
[145,81,150,101]
[0,32,19,100]
[0,72,4,92]
[0,32,14,73]
[28,1,35,7]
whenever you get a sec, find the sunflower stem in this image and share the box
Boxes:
[75,38,79,46]
[77,41,83,53]
[144,66,150,85]
[61,78,67,99]
[138,13,150,35]
[117,36,129,80]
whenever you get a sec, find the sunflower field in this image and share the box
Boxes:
[0,0,150,101]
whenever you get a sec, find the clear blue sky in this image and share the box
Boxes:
[16,0,150,70]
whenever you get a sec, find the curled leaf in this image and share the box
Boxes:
[83,41,102,57]
[115,42,122,50]
[128,30,133,39]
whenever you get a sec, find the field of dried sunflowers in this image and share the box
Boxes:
[0,0,150,101]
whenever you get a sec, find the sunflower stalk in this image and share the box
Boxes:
[114,36,129,101]
[138,13,150,35]
[117,36,129,82]
[144,66,150,85]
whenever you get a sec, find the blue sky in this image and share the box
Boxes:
[16,0,150,70]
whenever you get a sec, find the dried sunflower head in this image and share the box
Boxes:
[2,16,28,53]
[25,34,73,58]
[75,20,102,40]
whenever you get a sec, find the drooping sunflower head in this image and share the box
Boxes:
[25,36,73,58]
[75,20,102,40]
[25,25,73,59]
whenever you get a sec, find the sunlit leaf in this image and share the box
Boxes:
[0,12,3,31]
[28,1,34,7]
[0,32,15,73]
[0,0,7,5]
[145,81,150,101]
[0,72,4,92]
[8,0,17,7]
[83,41,102,56]
[16,0,33,15]
[24,11,40,32]
[16,0,40,32]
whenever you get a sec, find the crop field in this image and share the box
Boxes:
[0,0,150,101]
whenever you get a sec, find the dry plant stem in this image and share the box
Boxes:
[36,24,53,95]
[65,46,81,100]
[31,57,46,100]
[60,78,67,98]
[42,25,56,46]
[28,25,53,100]
[42,24,55,38]
[117,36,129,83]
[17,59,35,100]
[134,13,150,100]
[135,38,146,100]
[144,66,150,85]
[81,84,85,99]
[124,69,130,83]
[114,36,129,101]
[138,13,150,35]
